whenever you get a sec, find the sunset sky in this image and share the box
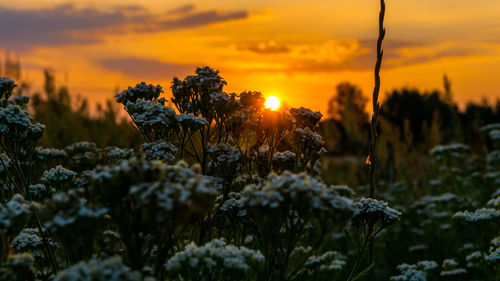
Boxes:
[1,0,500,114]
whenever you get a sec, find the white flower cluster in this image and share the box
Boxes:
[0,104,44,141]
[140,140,177,162]
[481,123,500,142]
[165,239,264,278]
[430,143,469,165]
[44,192,108,231]
[440,258,467,276]
[239,172,354,218]
[272,151,296,169]
[419,193,459,204]
[430,143,469,156]
[65,142,97,154]
[332,185,356,198]
[293,127,325,150]
[390,261,438,281]
[11,228,42,251]
[487,196,500,208]
[0,194,31,235]
[290,107,322,129]
[127,100,178,130]
[65,142,98,168]
[453,208,500,223]
[487,236,500,262]
[28,183,48,198]
[53,256,143,281]
[304,251,346,273]
[115,82,163,105]
[353,198,402,226]
[35,147,67,160]
[0,77,16,100]
[129,171,217,214]
[11,228,54,258]
[40,165,77,189]
[219,192,246,217]
[7,252,35,267]
[207,144,241,164]
[104,146,134,163]
[176,114,207,131]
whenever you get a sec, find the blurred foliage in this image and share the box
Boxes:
[29,70,141,149]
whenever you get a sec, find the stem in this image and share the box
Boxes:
[367,0,386,277]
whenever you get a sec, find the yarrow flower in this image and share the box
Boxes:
[390,261,438,281]
[140,140,177,162]
[115,82,163,105]
[486,236,500,262]
[0,77,16,101]
[53,256,143,281]
[290,107,322,129]
[40,165,77,191]
[353,198,402,227]
[165,239,264,281]
[304,251,346,273]
[440,258,467,276]
[453,208,500,223]
[0,194,31,235]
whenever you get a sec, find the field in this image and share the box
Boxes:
[1,1,500,281]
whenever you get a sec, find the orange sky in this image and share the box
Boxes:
[1,0,500,115]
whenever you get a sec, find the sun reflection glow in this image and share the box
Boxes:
[265,96,280,111]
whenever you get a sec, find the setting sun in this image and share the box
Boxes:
[265,96,280,111]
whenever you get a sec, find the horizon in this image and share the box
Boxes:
[1,0,500,114]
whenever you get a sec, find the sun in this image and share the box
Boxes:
[265,96,280,111]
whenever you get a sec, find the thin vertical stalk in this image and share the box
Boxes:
[367,0,386,278]
[368,0,385,199]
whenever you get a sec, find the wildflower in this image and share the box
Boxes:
[353,198,402,227]
[11,228,56,259]
[486,236,500,262]
[115,82,163,105]
[440,258,467,276]
[0,77,16,100]
[34,147,67,160]
[40,165,77,191]
[290,107,323,129]
[165,239,263,281]
[0,194,31,235]
[487,196,500,208]
[453,208,500,223]
[390,261,437,281]
[140,140,177,162]
[53,257,143,281]
[176,114,208,131]
[103,146,134,164]
[304,251,346,273]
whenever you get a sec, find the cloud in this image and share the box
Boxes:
[0,4,249,49]
[229,38,491,74]
[98,57,195,80]
[237,41,291,54]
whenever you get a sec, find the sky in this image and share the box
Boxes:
[1,0,500,114]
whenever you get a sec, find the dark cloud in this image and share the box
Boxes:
[99,57,195,80]
[0,4,249,49]
[237,41,290,54]
[290,40,486,73]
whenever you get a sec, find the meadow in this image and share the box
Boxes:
[0,1,499,281]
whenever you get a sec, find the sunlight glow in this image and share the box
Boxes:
[265,96,280,111]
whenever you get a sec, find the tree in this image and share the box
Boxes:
[328,82,368,122]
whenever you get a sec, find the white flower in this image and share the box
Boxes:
[354,198,402,226]
[453,208,500,223]
[165,239,263,279]
[53,256,142,281]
